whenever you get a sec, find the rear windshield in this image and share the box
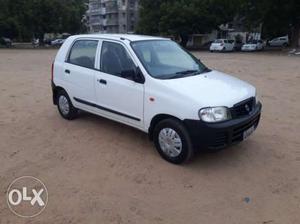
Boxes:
[214,39,223,43]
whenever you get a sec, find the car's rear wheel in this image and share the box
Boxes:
[153,119,194,164]
[57,90,78,120]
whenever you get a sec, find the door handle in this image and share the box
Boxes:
[98,79,107,85]
[65,69,70,74]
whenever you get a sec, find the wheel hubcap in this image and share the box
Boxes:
[158,128,182,157]
[58,95,69,115]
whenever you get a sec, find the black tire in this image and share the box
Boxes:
[283,43,288,48]
[57,90,78,120]
[153,119,194,164]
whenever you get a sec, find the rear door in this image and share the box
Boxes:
[94,40,144,128]
[63,39,99,111]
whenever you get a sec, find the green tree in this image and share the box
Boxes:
[0,0,87,41]
[137,0,241,46]
[241,0,300,46]
[136,0,163,35]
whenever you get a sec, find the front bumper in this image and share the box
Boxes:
[183,102,262,150]
[210,46,223,51]
[242,46,256,51]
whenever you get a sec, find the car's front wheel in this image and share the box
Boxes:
[153,119,194,164]
[57,90,78,120]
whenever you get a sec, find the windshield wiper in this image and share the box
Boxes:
[164,68,211,79]
[175,70,199,75]
[202,67,211,73]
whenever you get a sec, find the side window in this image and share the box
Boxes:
[68,40,98,69]
[100,41,136,77]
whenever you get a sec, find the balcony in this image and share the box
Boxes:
[87,8,106,15]
[89,18,107,26]
[106,19,119,26]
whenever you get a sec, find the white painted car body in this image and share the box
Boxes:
[241,40,264,51]
[209,39,235,52]
[51,39,65,46]
[268,35,289,47]
[52,34,257,134]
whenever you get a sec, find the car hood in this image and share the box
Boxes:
[160,70,255,108]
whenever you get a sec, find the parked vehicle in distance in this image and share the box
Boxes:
[51,39,65,46]
[0,37,12,48]
[210,39,235,52]
[241,40,264,51]
[268,35,289,47]
[52,34,262,164]
[233,41,244,51]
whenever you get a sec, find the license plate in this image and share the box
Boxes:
[243,125,255,140]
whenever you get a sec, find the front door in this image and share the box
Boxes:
[94,40,144,128]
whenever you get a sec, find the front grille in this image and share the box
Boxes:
[207,113,261,149]
[231,115,260,143]
[230,97,255,118]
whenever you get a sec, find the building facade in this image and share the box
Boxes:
[86,0,139,34]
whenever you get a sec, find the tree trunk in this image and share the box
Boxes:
[291,23,300,48]
[38,33,44,46]
[179,33,189,48]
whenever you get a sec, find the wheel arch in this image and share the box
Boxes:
[148,114,182,141]
[52,85,66,105]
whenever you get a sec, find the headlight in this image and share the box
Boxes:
[199,107,231,123]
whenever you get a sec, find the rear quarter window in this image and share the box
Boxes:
[67,40,98,69]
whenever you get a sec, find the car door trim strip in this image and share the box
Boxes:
[73,97,141,121]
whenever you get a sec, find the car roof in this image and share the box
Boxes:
[69,34,168,42]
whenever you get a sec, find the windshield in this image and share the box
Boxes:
[131,40,210,79]
[247,40,258,44]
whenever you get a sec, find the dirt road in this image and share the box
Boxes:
[0,49,299,224]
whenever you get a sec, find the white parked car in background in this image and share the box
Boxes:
[210,39,235,52]
[51,39,65,46]
[241,40,264,51]
[268,35,289,47]
[52,34,262,164]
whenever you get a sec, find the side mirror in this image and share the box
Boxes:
[121,70,135,79]
[133,67,145,84]
[120,67,145,84]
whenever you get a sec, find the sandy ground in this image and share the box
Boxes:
[0,49,299,224]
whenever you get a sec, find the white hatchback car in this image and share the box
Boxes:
[52,34,262,164]
[241,40,264,51]
[209,39,235,52]
[268,35,289,47]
